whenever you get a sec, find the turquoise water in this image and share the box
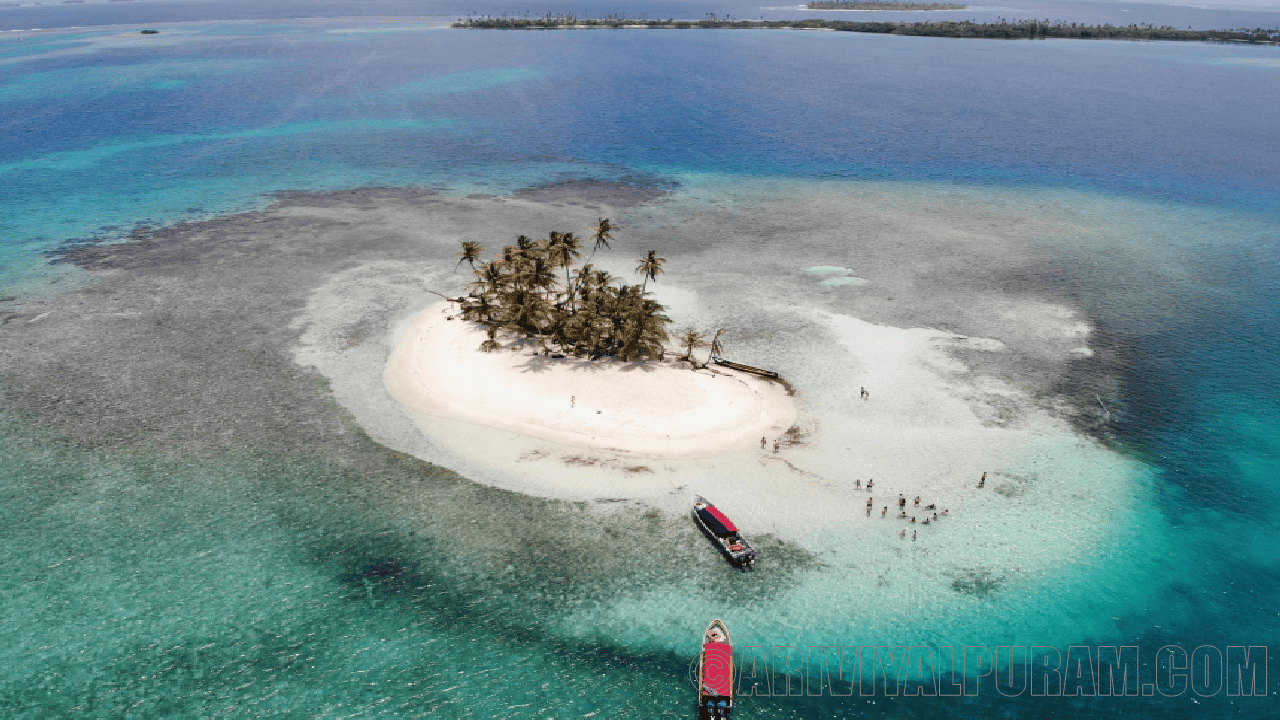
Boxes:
[1,11,1278,717]
[0,416,694,716]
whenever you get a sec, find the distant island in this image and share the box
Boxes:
[453,16,1279,43]
[806,1,966,10]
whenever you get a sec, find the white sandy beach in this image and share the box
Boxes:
[384,302,798,458]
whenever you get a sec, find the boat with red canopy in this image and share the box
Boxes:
[692,496,757,570]
[697,618,734,719]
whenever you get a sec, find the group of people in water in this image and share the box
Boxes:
[879,494,950,540]
[851,473,993,541]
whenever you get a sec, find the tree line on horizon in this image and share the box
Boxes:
[452,15,1279,43]
[806,1,966,10]
[454,221,677,363]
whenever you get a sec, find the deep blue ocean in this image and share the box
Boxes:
[2,0,1278,716]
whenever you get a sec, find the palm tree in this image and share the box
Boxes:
[461,292,495,325]
[547,231,582,307]
[469,261,502,297]
[708,328,727,362]
[676,327,707,364]
[581,306,612,357]
[527,256,558,296]
[456,240,483,271]
[588,218,613,259]
[480,325,502,353]
[503,287,552,337]
[635,250,665,292]
[624,298,671,361]
[590,268,614,292]
[570,263,595,306]
[607,284,668,362]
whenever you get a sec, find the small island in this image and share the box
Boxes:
[453,16,1279,44]
[383,221,798,458]
[806,1,966,10]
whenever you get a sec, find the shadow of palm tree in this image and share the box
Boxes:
[613,360,659,373]
[518,354,559,374]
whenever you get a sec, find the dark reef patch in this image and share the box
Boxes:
[268,186,442,210]
[512,178,674,208]
[949,567,1007,597]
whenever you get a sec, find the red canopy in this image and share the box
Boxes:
[701,504,738,533]
[701,642,734,697]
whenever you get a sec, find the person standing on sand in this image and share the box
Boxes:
[856,479,862,490]
[867,479,874,491]
[761,436,766,449]
[866,498,873,516]
[882,507,888,518]
[978,472,986,489]
[898,495,906,510]
[913,496,920,506]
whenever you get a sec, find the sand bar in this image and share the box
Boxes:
[384,303,797,459]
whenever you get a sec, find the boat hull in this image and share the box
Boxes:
[692,496,757,570]
[698,619,734,718]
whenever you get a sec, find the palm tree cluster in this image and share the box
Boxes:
[457,220,672,362]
